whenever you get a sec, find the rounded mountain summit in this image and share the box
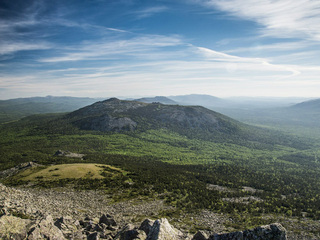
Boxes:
[66,98,241,139]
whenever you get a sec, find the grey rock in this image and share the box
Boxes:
[0,161,41,178]
[27,215,66,240]
[139,219,155,235]
[88,232,100,240]
[115,223,141,240]
[146,218,184,240]
[0,215,32,240]
[208,223,287,240]
[55,216,85,239]
[114,228,147,240]
[192,230,208,240]
[54,150,85,158]
[99,214,117,226]
[243,223,287,240]
[136,230,147,240]
[210,231,243,240]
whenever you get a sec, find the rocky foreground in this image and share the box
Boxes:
[0,213,287,240]
[0,183,288,240]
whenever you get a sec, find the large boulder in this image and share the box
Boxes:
[27,215,66,240]
[0,215,32,240]
[54,216,85,239]
[146,218,184,240]
[114,223,147,240]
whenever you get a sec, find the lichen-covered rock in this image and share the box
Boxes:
[146,218,184,240]
[27,215,66,240]
[55,216,85,239]
[0,215,32,240]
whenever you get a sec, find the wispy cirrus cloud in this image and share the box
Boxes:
[197,0,320,40]
[38,35,183,62]
[0,42,52,55]
[225,41,314,54]
[134,6,168,18]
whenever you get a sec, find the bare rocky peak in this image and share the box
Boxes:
[70,98,146,117]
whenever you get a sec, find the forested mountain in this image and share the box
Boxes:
[64,98,306,149]
[1,97,320,238]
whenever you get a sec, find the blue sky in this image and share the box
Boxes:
[1,0,320,99]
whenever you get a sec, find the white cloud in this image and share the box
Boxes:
[135,6,168,18]
[199,0,320,40]
[0,42,52,55]
[39,35,183,62]
[225,41,314,54]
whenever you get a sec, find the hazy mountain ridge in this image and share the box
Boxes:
[290,98,320,110]
[0,96,102,123]
[134,96,177,105]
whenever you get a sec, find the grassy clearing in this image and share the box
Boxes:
[19,163,123,181]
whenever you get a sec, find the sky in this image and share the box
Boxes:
[1,0,320,100]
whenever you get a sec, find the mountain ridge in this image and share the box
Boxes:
[66,98,241,137]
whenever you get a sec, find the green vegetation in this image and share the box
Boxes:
[1,108,320,230]
[15,163,125,181]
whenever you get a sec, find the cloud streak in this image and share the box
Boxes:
[134,6,168,18]
[38,35,184,62]
[199,0,320,40]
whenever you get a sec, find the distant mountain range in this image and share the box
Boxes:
[0,96,102,123]
[1,95,319,134]
[291,98,320,110]
[134,96,177,105]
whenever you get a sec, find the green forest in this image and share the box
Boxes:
[1,111,320,231]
